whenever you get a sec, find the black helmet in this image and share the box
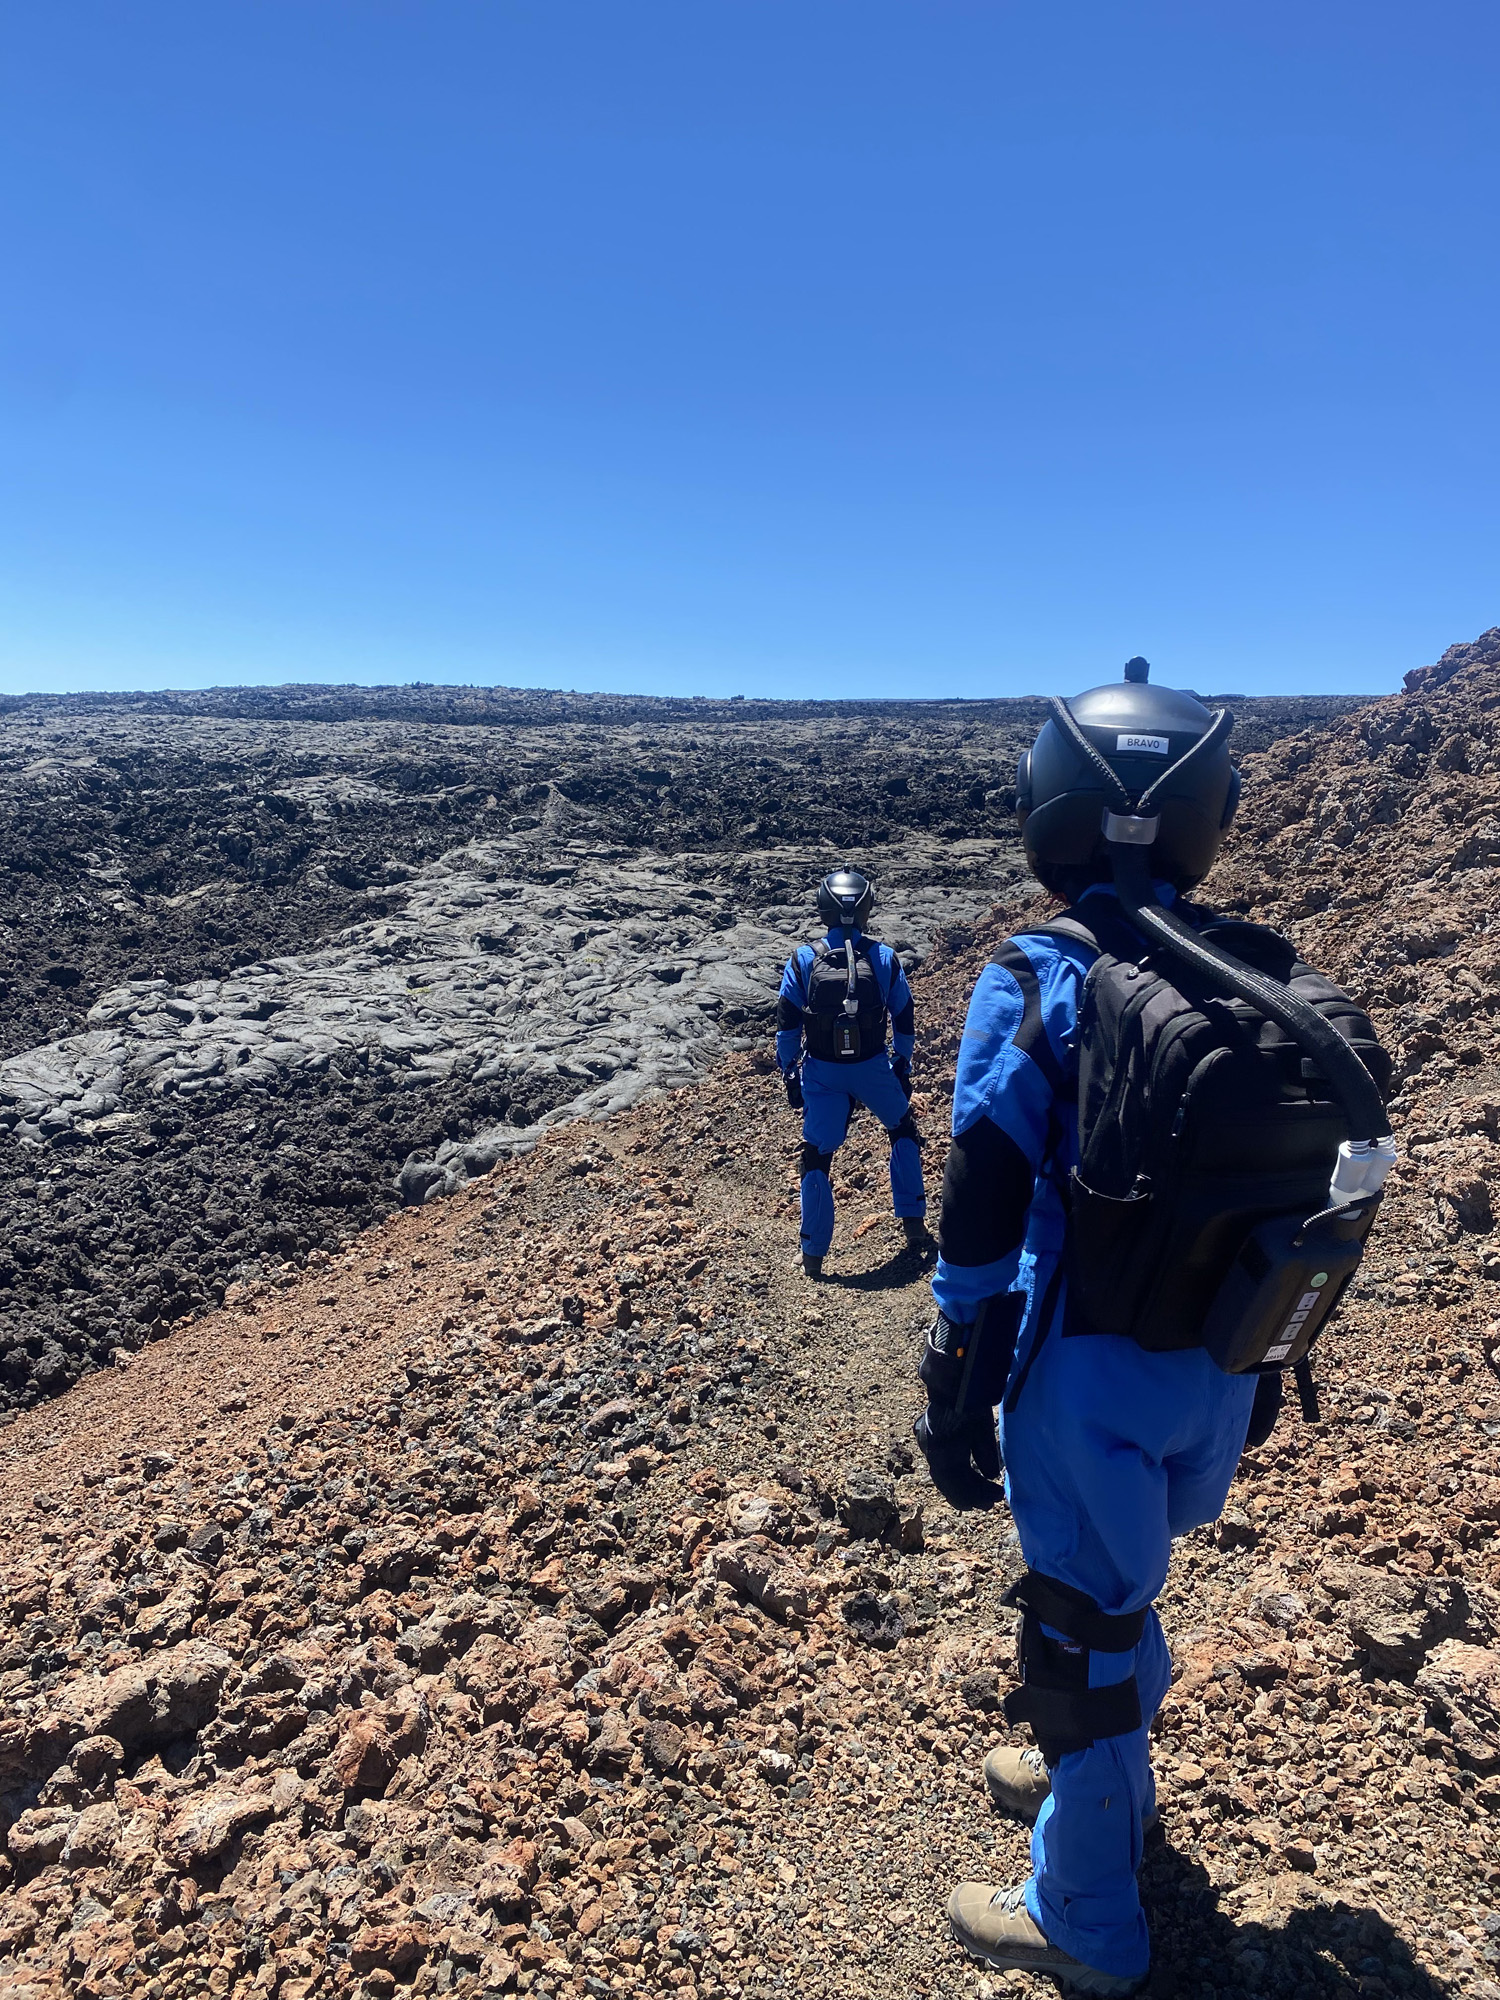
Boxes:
[817,868,875,931]
[1016,659,1240,889]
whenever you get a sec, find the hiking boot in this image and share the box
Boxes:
[946,1883,1144,1995]
[981,1745,1160,1837]
[983,1744,1052,1823]
[802,1253,824,1279]
[902,1215,932,1251]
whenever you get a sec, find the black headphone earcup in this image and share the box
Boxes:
[1015,749,1032,815]
[1221,767,1241,828]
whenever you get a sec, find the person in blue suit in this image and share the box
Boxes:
[776,868,928,1278]
[919,665,1260,1996]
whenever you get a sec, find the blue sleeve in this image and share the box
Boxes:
[775,947,811,1071]
[930,936,1083,1324]
[884,949,915,1063]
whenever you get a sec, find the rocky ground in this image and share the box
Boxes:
[0,642,1498,2000]
[0,685,1359,1416]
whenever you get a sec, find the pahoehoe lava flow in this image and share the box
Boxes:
[0,684,1364,1415]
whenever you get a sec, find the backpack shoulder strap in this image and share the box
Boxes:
[1030,912,1105,955]
[1030,900,1147,966]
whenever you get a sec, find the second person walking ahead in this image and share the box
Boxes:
[776,869,928,1277]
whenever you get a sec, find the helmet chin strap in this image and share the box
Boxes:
[1047,693,1389,1148]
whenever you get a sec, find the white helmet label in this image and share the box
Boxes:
[1116,733,1170,755]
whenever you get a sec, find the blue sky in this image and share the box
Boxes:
[2,3,1497,699]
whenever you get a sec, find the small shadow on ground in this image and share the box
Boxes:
[1139,1837,1459,1998]
[822,1246,931,1293]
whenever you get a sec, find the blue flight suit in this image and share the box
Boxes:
[777,927,926,1258]
[932,886,1255,1983]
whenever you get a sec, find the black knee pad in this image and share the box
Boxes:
[799,1143,834,1179]
[885,1111,921,1148]
[1000,1571,1148,1763]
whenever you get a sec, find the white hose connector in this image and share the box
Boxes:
[1101,810,1161,845]
[1327,1136,1398,1208]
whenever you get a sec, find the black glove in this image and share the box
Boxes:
[783,1068,804,1110]
[892,1058,914,1101]
[914,1401,1001,1485]
[913,1300,1023,1490]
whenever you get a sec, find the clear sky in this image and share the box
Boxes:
[2,4,1497,700]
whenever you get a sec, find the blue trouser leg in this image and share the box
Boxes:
[799,1164,835,1256]
[800,1056,926,1253]
[799,1066,853,1256]
[1024,1613,1172,1968]
[855,1059,926,1218]
[999,1285,1255,1980]
[887,1134,925,1218]
[800,1054,927,1251]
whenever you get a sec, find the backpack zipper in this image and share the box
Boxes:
[1081,959,1160,1143]
[1170,1045,1231,1139]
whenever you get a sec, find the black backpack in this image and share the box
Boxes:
[1035,900,1391,1367]
[801,939,890,1062]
